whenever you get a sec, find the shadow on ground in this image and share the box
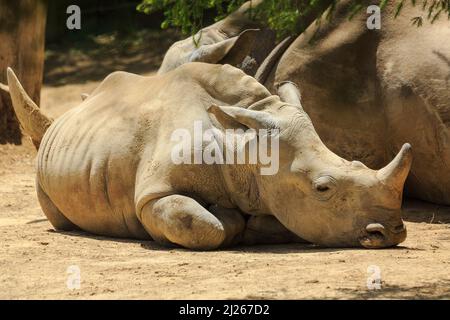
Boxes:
[44,29,182,86]
[338,279,450,299]
[50,226,415,254]
[33,197,449,255]
[403,198,450,224]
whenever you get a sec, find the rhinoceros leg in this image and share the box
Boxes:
[36,180,79,231]
[242,215,308,245]
[207,204,246,247]
[139,195,245,250]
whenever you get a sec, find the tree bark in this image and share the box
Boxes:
[0,0,47,144]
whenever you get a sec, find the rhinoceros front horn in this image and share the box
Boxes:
[377,143,413,192]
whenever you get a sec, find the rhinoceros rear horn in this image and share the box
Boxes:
[377,143,413,192]
[6,67,53,148]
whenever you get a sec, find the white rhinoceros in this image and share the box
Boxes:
[260,0,450,206]
[8,63,410,250]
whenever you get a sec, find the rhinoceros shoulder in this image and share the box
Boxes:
[89,71,146,97]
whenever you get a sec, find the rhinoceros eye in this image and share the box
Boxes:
[312,176,337,200]
[316,184,330,192]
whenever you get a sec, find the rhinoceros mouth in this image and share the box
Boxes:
[359,223,407,249]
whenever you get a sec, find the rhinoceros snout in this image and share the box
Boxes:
[359,222,407,248]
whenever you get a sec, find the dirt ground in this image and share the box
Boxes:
[1,31,449,299]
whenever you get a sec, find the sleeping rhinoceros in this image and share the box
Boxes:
[159,0,450,207]
[8,63,411,249]
[259,0,450,206]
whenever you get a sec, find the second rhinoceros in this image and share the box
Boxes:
[157,0,450,207]
[8,63,410,250]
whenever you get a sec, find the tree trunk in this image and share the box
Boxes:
[0,0,47,144]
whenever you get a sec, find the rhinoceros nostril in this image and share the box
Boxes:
[366,230,384,239]
[365,223,387,243]
[360,225,386,248]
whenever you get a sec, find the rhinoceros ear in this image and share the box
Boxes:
[189,29,259,65]
[208,104,278,131]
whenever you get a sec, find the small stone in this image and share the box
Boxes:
[306,280,319,284]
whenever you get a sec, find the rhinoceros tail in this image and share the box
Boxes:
[6,67,53,149]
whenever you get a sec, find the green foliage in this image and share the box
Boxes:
[136,0,337,38]
[136,0,246,34]
[137,0,450,37]
[410,0,450,26]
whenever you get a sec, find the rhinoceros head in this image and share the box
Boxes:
[157,0,274,76]
[210,95,411,248]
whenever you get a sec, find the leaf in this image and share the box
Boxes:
[395,1,404,18]
[411,15,423,26]
[380,0,389,9]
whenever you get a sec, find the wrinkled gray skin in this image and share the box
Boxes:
[161,0,450,207]
[8,61,410,250]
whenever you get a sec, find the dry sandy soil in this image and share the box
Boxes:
[1,31,449,299]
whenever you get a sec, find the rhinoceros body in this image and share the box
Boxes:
[36,63,272,239]
[8,61,412,249]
